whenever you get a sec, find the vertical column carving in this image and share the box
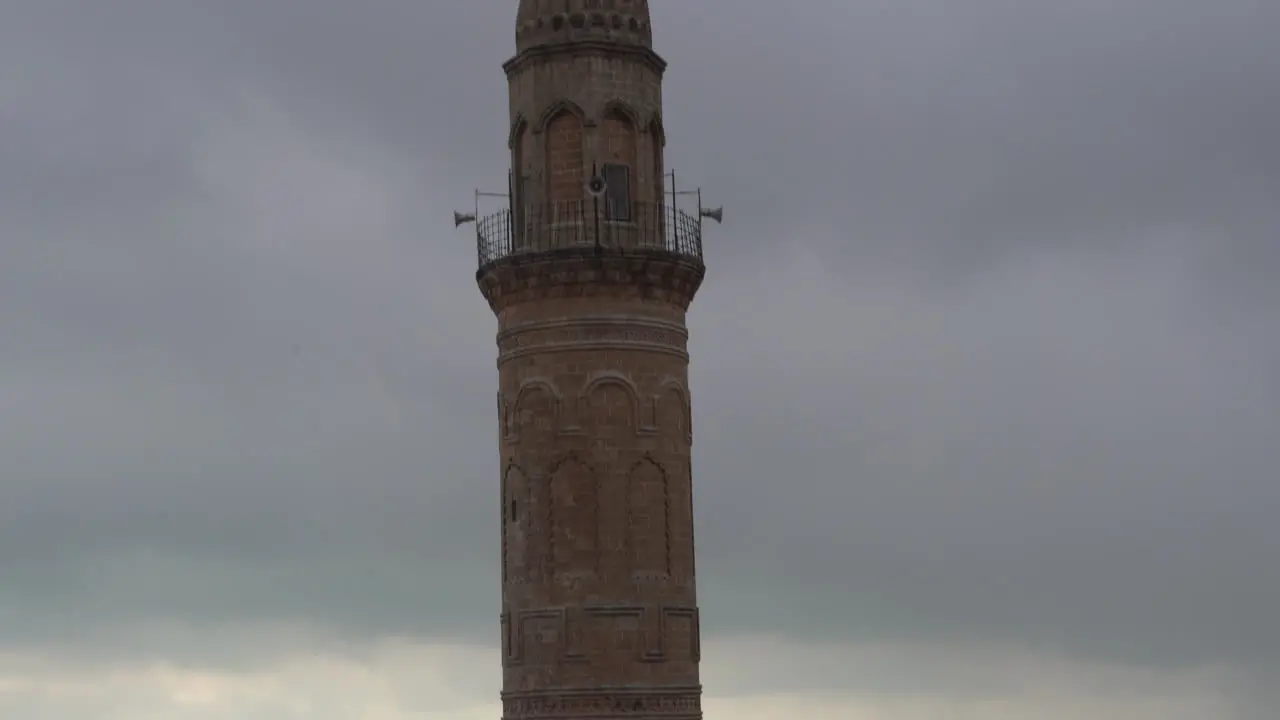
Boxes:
[501,465,509,584]
[498,391,508,442]
[687,459,696,580]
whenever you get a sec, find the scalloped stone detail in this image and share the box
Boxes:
[516,0,652,51]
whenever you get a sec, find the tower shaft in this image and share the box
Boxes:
[476,3,705,718]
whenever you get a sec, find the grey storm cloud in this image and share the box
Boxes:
[2,0,1278,711]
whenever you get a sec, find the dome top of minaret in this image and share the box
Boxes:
[515,0,652,53]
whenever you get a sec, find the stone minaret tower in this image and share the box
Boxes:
[462,2,717,718]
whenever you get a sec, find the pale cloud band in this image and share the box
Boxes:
[0,632,1243,718]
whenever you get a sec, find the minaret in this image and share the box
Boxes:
[457,2,720,718]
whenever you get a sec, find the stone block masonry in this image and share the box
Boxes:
[478,3,708,718]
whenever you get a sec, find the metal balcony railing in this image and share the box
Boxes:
[475,200,704,271]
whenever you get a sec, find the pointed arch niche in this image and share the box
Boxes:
[650,114,666,208]
[544,107,585,207]
[627,455,670,577]
[510,117,529,212]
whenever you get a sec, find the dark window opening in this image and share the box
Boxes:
[510,499,518,522]
[602,163,631,221]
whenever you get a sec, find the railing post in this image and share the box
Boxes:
[695,187,704,258]
[670,170,679,253]
[591,163,601,252]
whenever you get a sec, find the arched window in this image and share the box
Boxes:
[601,109,636,220]
[510,120,528,248]
[545,110,584,208]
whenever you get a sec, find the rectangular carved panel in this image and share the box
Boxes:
[505,608,590,667]
[576,605,700,663]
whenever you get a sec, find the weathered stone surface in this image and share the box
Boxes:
[489,258,702,700]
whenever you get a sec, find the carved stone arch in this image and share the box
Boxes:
[508,113,528,149]
[649,112,667,147]
[510,116,531,225]
[626,454,671,578]
[509,377,562,443]
[600,102,640,208]
[547,452,600,577]
[535,99,590,134]
[546,451,593,478]
[579,370,653,433]
[514,377,562,412]
[598,98,642,128]
[649,114,666,208]
[581,370,641,409]
[502,463,532,583]
[542,103,587,206]
[654,377,692,445]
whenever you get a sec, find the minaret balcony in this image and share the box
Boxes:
[475,199,704,272]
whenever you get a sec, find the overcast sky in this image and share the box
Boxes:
[2,1,1279,718]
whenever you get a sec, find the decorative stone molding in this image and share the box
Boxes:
[515,0,655,53]
[523,98,656,137]
[502,339,688,367]
[655,376,693,446]
[503,607,587,666]
[498,316,689,368]
[502,605,700,669]
[534,98,590,133]
[578,370,654,434]
[499,315,687,346]
[477,248,704,314]
[504,368,692,445]
[506,376,565,444]
[505,39,667,78]
[502,686,701,719]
